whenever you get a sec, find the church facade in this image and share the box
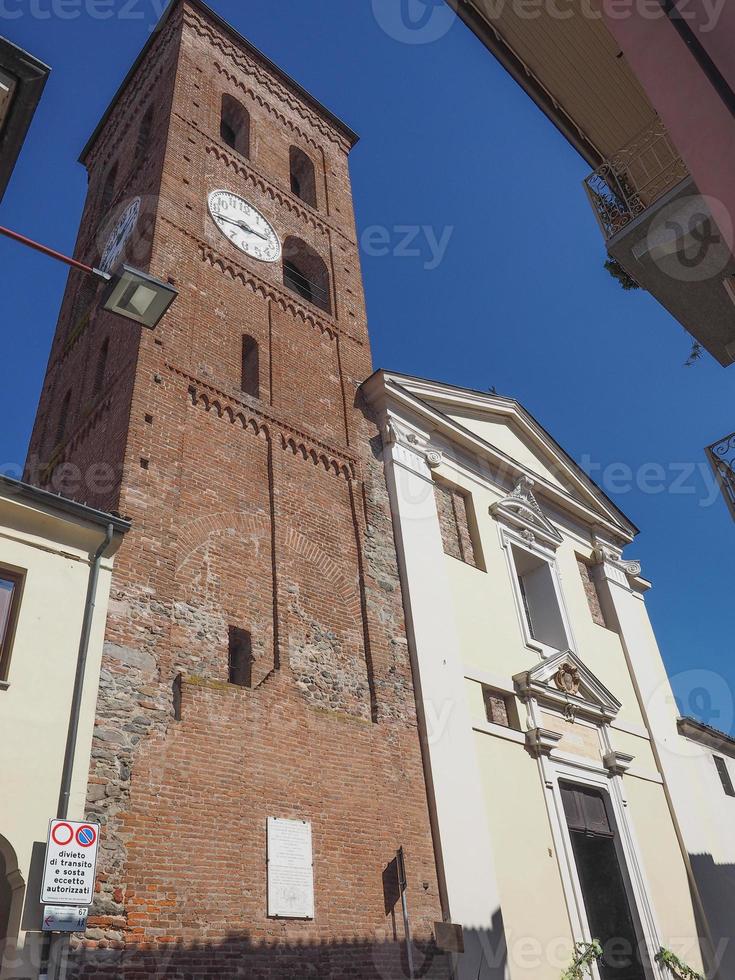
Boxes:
[363,370,711,980]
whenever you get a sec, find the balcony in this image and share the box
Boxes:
[584,119,689,240]
[706,432,735,521]
[583,117,735,367]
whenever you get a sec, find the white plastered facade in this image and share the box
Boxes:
[362,370,710,980]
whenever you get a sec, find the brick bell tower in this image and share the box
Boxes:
[26,1,446,974]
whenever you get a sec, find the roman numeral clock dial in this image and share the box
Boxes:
[208,190,282,263]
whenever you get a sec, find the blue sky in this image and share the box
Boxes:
[1,0,733,731]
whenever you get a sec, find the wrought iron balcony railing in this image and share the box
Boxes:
[583,117,689,240]
[706,432,735,521]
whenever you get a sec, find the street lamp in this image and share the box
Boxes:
[0,224,177,329]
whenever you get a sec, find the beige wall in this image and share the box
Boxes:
[0,494,117,974]
[366,374,708,980]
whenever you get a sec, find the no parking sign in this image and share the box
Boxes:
[41,819,100,906]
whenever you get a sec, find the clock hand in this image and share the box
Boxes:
[214,212,269,240]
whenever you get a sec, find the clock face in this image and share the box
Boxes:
[100,197,141,274]
[208,190,281,263]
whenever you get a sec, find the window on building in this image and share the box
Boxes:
[55,390,72,446]
[282,237,331,314]
[0,571,22,681]
[434,481,479,568]
[241,335,259,398]
[482,686,519,730]
[136,105,154,164]
[713,756,735,797]
[220,94,250,158]
[560,784,645,980]
[94,337,109,394]
[228,627,253,687]
[577,557,610,629]
[100,161,118,215]
[289,146,317,208]
[511,544,568,652]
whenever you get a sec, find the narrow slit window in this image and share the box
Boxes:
[136,106,154,164]
[289,146,317,208]
[241,335,259,398]
[100,161,118,215]
[228,627,253,688]
[55,390,72,446]
[94,338,109,394]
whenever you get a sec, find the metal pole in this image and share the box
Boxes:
[0,225,109,281]
[57,523,114,819]
[397,847,415,980]
[49,523,114,980]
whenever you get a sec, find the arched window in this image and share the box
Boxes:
[289,146,317,208]
[55,390,71,446]
[94,338,109,394]
[220,94,250,158]
[282,237,331,314]
[136,106,154,164]
[100,162,118,215]
[241,335,259,398]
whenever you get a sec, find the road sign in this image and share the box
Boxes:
[41,819,100,906]
[42,906,88,933]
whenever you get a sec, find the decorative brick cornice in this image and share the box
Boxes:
[213,62,326,154]
[184,8,352,151]
[85,15,180,171]
[177,369,358,481]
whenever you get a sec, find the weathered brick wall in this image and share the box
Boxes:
[434,481,477,568]
[26,2,447,975]
[577,558,607,628]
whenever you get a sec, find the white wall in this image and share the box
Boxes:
[0,494,117,978]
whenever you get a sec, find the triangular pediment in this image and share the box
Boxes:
[371,372,637,542]
[514,649,621,721]
[490,475,563,547]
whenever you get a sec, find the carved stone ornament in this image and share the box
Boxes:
[490,475,563,547]
[425,450,443,469]
[593,544,642,579]
[553,664,581,697]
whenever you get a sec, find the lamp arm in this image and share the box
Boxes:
[0,224,110,281]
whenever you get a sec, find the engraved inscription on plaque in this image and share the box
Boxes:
[267,817,314,919]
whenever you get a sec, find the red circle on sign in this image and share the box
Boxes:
[75,825,97,847]
[51,822,74,846]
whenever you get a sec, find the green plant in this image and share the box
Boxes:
[604,257,640,290]
[684,339,703,367]
[655,947,704,980]
[561,940,603,980]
